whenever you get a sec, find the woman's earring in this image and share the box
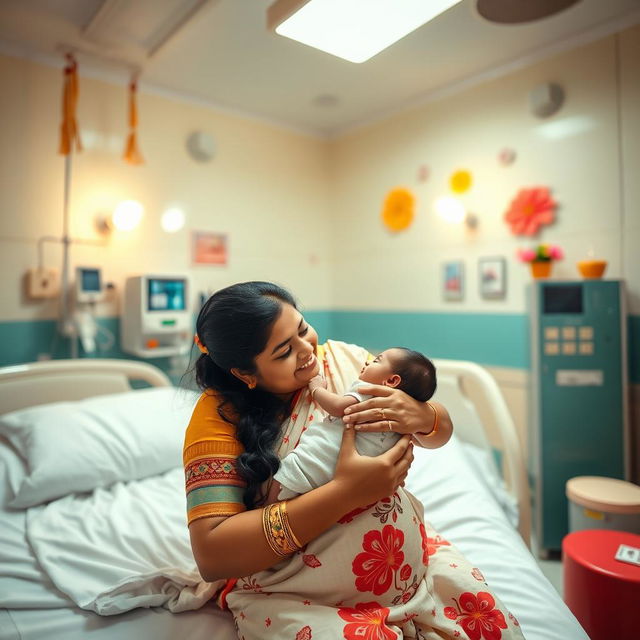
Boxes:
[248,381,256,390]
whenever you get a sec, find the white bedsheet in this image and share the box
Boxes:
[25,468,218,615]
[0,433,587,640]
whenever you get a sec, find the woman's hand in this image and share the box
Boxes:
[332,426,414,509]
[342,385,452,447]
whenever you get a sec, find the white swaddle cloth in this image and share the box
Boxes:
[274,380,401,499]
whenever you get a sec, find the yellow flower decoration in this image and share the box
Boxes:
[381,187,415,232]
[450,170,472,194]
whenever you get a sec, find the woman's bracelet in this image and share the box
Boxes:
[416,401,439,437]
[262,501,303,557]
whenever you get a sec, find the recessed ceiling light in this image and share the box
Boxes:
[268,0,463,63]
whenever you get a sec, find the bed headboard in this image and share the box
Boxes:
[0,359,171,414]
[432,359,531,546]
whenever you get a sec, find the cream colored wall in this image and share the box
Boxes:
[328,27,640,315]
[0,54,332,321]
[327,26,640,476]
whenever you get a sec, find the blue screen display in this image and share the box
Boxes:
[147,279,186,312]
[80,268,101,292]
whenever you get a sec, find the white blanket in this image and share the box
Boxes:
[25,468,218,615]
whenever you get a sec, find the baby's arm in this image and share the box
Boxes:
[308,375,357,417]
[312,387,358,417]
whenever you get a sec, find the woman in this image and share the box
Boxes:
[184,281,524,639]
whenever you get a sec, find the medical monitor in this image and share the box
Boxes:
[76,267,103,303]
[147,278,186,312]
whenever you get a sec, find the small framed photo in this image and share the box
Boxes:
[443,261,464,301]
[192,231,228,265]
[479,257,506,299]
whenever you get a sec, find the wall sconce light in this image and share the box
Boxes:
[161,207,185,233]
[435,196,478,229]
[96,200,144,234]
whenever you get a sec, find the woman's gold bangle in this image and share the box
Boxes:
[262,501,303,557]
[416,401,439,437]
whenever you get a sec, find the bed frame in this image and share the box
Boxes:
[0,357,530,544]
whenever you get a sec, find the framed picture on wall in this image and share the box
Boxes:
[443,261,464,301]
[479,256,506,299]
[192,231,228,265]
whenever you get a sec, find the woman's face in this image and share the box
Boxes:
[252,302,319,396]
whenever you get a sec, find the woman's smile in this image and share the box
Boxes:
[297,354,316,371]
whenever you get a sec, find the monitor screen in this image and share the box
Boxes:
[80,268,101,293]
[147,279,186,312]
[543,284,583,314]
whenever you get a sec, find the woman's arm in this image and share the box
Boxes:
[189,428,414,581]
[342,385,453,449]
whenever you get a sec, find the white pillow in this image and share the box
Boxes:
[0,387,198,509]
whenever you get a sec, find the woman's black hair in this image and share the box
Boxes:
[194,281,297,510]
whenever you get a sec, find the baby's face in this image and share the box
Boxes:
[359,349,399,385]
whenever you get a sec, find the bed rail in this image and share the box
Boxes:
[433,359,531,546]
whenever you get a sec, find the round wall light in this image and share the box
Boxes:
[161,207,186,233]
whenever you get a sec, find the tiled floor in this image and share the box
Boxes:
[536,554,563,596]
[530,533,564,597]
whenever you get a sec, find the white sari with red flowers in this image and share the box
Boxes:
[225,340,525,640]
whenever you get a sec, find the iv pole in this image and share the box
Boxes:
[59,151,77,358]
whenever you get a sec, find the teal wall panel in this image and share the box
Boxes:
[329,311,530,369]
[1,312,638,382]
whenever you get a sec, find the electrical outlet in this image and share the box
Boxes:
[27,268,60,299]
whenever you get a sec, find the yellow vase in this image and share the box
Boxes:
[531,260,552,279]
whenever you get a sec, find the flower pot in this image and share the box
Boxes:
[530,260,552,279]
[577,260,607,279]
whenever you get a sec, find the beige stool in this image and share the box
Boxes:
[566,476,640,534]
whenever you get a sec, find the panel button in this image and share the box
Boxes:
[562,342,577,355]
[545,327,559,340]
[562,327,577,340]
[545,342,559,355]
[579,326,594,340]
[579,341,594,355]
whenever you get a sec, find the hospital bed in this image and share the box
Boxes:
[0,358,587,639]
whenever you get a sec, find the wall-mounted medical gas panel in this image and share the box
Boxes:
[530,280,628,555]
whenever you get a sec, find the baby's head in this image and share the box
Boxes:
[359,347,437,402]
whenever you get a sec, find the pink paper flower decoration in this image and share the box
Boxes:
[504,187,557,236]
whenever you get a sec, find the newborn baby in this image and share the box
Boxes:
[272,347,437,500]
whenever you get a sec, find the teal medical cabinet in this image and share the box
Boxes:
[529,280,629,556]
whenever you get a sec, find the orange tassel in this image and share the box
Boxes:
[58,54,82,155]
[123,79,144,165]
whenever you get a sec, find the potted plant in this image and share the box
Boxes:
[517,244,563,279]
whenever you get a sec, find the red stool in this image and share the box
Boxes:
[563,529,640,639]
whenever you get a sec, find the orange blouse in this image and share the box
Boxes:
[183,391,247,525]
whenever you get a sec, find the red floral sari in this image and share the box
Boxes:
[226,341,525,640]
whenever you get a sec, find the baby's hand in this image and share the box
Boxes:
[308,374,327,392]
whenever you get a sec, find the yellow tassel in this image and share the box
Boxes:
[58,54,82,156]
[124,79,144,165]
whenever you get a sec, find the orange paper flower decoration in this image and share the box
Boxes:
[504,187,556,236]
[381,187,415,232]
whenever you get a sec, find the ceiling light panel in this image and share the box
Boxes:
[271,0,463,63]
